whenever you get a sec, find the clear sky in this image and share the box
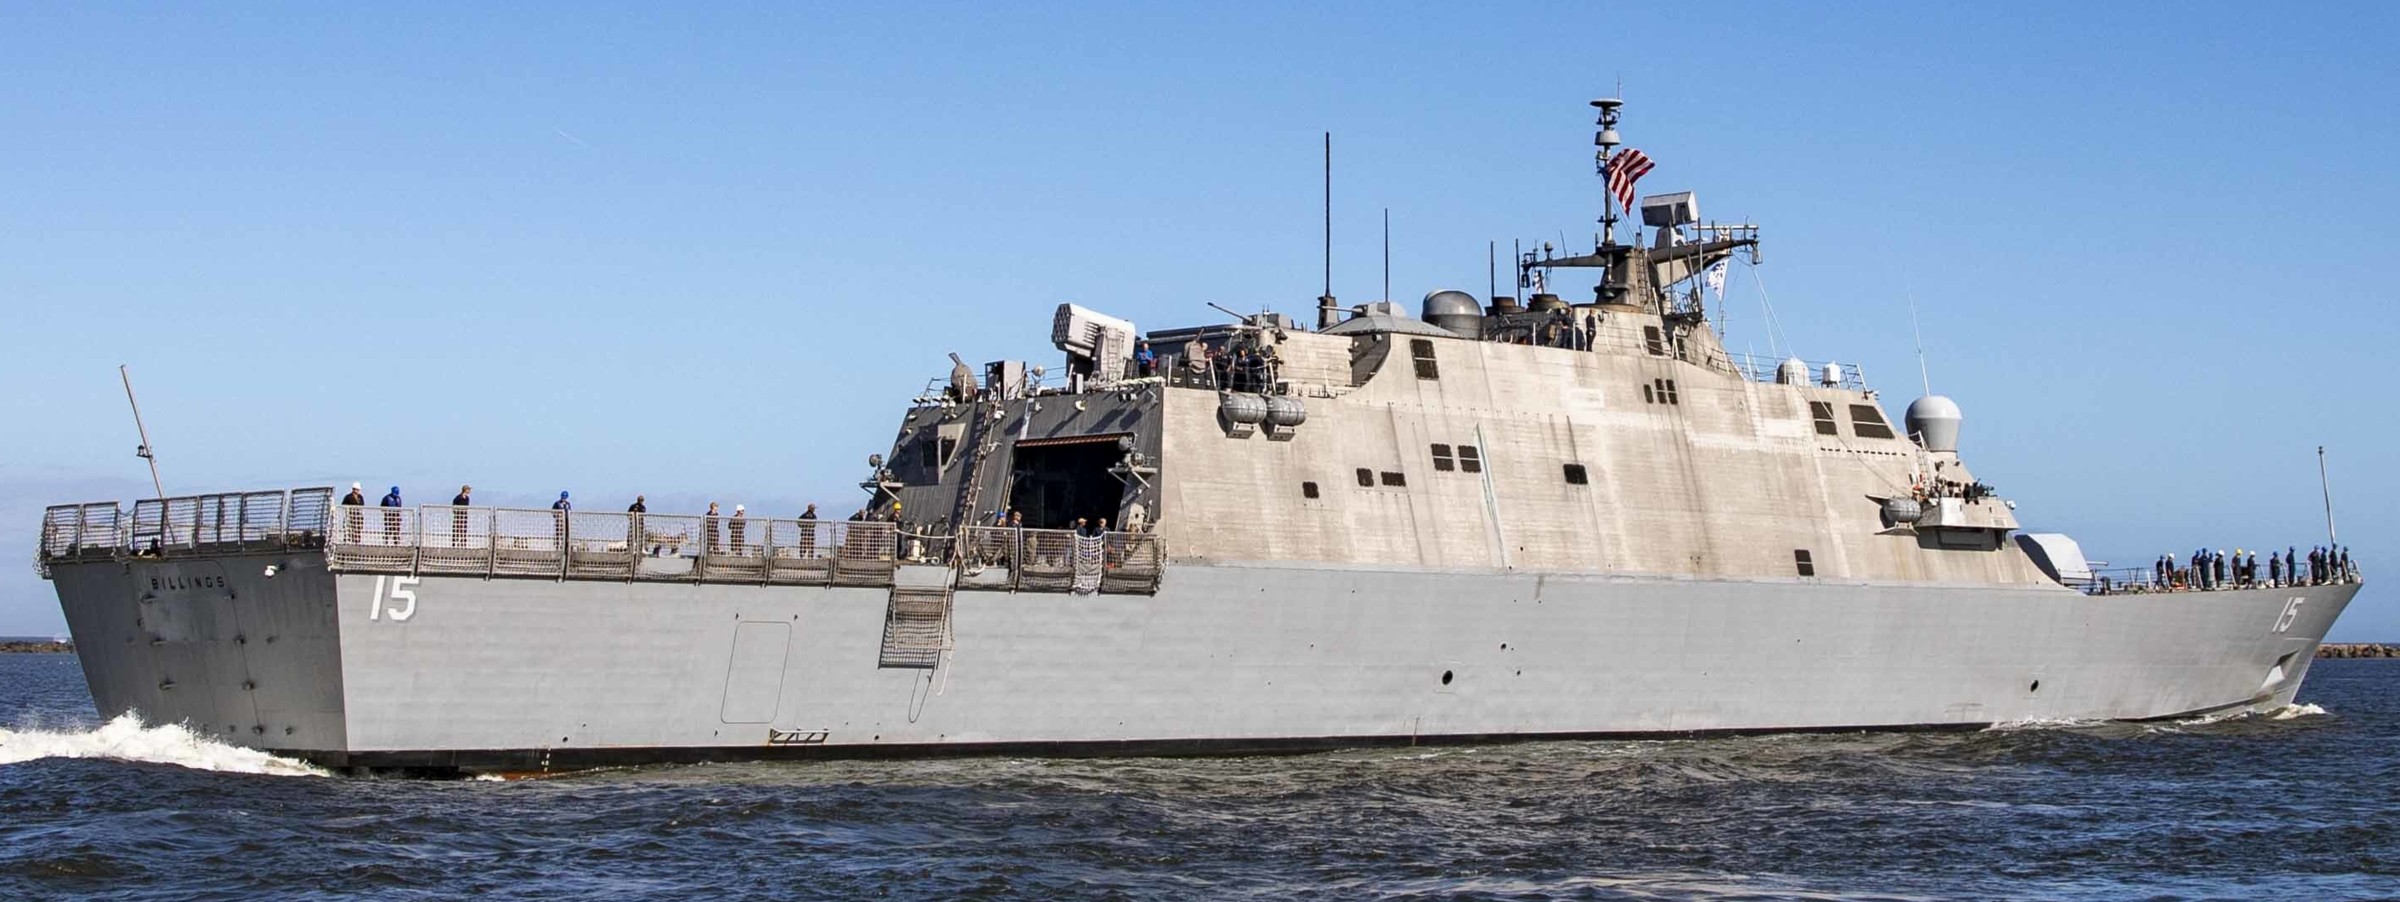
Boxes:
[2,3,2392,639]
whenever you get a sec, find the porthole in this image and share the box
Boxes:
[1440,670,1454,686]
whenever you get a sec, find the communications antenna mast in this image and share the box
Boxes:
[1593,98,1624,245]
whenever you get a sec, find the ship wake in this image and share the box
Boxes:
[0,713,327,776]
[1979,703,2330,736]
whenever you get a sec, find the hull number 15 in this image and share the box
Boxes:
[2273,597,2305,634]
[370,575,420,622]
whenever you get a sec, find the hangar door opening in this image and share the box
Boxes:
[1006,434,1128,530]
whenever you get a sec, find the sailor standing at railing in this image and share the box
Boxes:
[341,483,365,542]
[451,485,473,548]
[628,495,648,555]
[380,486,403,545]
[552,491,571,549]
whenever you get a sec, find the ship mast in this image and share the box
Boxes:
[1593,97,1624,247]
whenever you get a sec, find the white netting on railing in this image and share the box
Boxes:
[768,518,835,561]
[415,506,488,574]
[1071,534,1105,594]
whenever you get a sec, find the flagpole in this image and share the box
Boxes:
[2319,445,2337,546]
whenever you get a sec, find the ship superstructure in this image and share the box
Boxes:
[34,101,2360,773]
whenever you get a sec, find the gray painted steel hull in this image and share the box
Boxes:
[50,553,2357,772]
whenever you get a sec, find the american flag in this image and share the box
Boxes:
[1604,148,1654,215]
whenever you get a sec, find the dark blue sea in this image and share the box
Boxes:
[3,653,2396,901]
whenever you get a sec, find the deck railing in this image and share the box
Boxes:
[957,526,1163,594]
[328,507,901,586]
[36,487,334,573]
[1718,351,1869,392]
[2078,563,2362,595]
[41,487,1161,595]
[35,501,124,574]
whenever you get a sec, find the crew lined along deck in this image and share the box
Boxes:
[35,487,1162,594]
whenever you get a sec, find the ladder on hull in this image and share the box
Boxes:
[878,567,955,669]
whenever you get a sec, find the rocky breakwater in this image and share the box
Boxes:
[2317,643,2400,659]
[0,640,73,654]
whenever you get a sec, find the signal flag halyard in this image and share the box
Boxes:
[1604,148,1654,216]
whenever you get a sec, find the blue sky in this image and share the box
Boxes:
[2,3,2392,638]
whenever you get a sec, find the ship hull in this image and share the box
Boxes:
[50,554,2358,772]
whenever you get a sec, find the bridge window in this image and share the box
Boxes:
[1431,444,1455,471]
[1457,445,1482,473]
[1643,326,1667,356]
[1808,401,1839,436]
[1380,471,1407,487]
[1302,481,1320,499]
[1563,463,1589,485]
[1355,468,1375,488]
[1794,549,1816,577]
[1849,404,1896,439]
[1410,339,1440,380]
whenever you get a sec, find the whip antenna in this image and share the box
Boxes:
[1315,132,1339,330]
[1908,288,1931,396]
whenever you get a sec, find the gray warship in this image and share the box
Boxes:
[35,101,2362,773]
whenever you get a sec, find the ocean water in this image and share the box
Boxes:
[2,653,2396,901]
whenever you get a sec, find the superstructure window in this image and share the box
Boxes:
[1647,378,1679,405]
[1643,326,1667,356]
[1380,471,1407,487]
[1849,404,1896,439]
[1808,401,1839,436]
[1563,463,1590,485]
[1431,444,1455,471]
[1457,445,1481,473]
[1794,549,1816,577]
[1410,339,1439,380]
[1302,481,1320,499]
[1355,468,1375,488]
